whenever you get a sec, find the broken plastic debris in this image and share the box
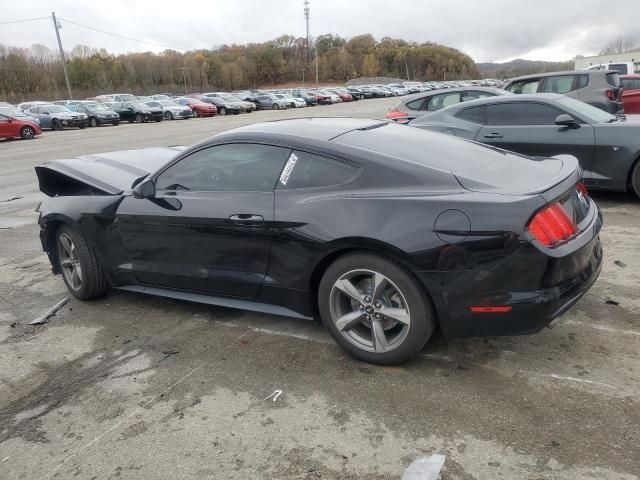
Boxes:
[614,260,627,268]
[402,454,446,480]
[263,389,282,402]
[29,298,69,325]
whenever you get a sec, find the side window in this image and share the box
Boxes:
[634,79,640,89]
[606,72,620,87]
[578,75,589,89]
[406,98,426,110]
[276,151,360,190]
[486,103,562,125]
[609,64,628,74]
[461,90,493,102]
[506,79,540,94]
[427,93,461,111]
[541,75,576,94]
[0,114,9,123]
[456,106,487,124]
[621,78,633,89]
[155,144,290,193]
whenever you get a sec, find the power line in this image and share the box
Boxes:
[0,16,49,26]
[57,17,187,52]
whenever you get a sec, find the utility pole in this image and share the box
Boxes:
[51,12,72,99]
[315,41,319,89]
[402,46,414,81]
[301,68,306,87]
[304,0,311,71]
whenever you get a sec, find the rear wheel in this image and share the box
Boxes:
[290,102,296,108]
[55,225,107,300]
[193,110,200,118]
[631,160,640,198]
[20,126,35,139]
[89,117,98,127]
[112,121,120,126]
[318,252,435,365]
[219,107,227,116]
[164,111,173,120]
[134,113,143,123]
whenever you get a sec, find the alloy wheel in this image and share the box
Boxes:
[329,269,411,353]
[57,233,83,291]
[21,127,34,139]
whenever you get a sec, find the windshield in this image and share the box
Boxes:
[221,96,238,102]
[159,100,178,107]
[47,105,69,113]
[0,108,27,117]
[84,102,108,111]
[556,97,616,123]
[129,101,150,109]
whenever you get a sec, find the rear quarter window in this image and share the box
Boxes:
[276,151,360,190]
[606,72,620,87]
[455,106,487,124]
[406,98,425,110]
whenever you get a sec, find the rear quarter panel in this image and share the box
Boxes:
[593,124,640,190]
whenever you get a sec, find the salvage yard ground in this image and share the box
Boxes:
[0,98,639,479]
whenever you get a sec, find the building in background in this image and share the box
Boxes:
[575,49,640,73]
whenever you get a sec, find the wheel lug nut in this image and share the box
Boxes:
[375,313,382,319]
[365,314,371,321]
[359,304,364,310]
[374,302,382,308]
[364,296,371,303]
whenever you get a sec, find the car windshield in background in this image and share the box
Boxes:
[86,103,109,111]
[129,101,150,109]
[0,108,28,117]
[221,96,239,102]
[556,97,617,123]
[159,100,179,107]
[47,105,69,113]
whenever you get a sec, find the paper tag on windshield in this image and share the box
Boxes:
[280,152,298,185]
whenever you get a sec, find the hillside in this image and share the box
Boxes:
[477,58,574,79]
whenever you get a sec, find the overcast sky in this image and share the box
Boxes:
[0,0,638,62]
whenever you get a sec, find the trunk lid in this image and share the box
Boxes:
[35,146,186,196]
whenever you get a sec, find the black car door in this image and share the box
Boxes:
[113,102,131,121]
[115,143,291,297]
[474,101,595,172]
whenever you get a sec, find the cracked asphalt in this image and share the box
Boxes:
[0,98,639,479]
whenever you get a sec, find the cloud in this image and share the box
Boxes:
[0,0,638,62]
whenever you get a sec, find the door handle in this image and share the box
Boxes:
[228,214,264,225]
[483,133,504,139]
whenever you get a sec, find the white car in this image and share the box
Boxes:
[275,94,306,108]
[145,100,192,120]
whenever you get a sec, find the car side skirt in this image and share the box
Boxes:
[116,285,314,320]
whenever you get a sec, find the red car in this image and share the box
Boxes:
[331,90,353,102]
[620,74,640,114]
[175,97,217,117]
[0,111,42,140]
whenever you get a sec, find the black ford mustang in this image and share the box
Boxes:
[35,118,603,365]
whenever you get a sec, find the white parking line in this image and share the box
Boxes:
[525,371,618,390]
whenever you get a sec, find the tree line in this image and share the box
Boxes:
[0,34,478,102]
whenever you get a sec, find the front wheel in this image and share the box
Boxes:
[193,110,200,118]
[89,117,98,127]
[318,252,435,365]
[51,118,63,131]
[20,126,35,139]
[219,107,227,116]
[55,225,107,300]
[272,103,280,110]
[164,111,172,120]
[631,161,640,198]
[134,113,143,123]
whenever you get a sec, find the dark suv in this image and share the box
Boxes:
[502,70,623,114]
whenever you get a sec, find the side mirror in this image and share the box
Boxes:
[132,178,156,199]
[555,114,578,128]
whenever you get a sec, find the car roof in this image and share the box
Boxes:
[221,117,385,142]
[506,70,610,82]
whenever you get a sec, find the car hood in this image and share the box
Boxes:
[35,146,187,196]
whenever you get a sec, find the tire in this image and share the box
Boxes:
[255,103,261,111]
[55,225,107,300]
[219,107,227,116]
[134,113,143,123]
[272,103,280,110]
[20,126,35,139]
[112,121,120,126]
[318,252,435,365]
[78,124,86,129]
[51,118,63,131]
[164,111,172,120]
[290,102,296,108]
[193,110,200,118]
[631,160,640,198]
[89,117,98,127]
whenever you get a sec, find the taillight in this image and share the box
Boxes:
[385,109,408,119]
[606,89,617,100]
[577,181,588,197]
[528,203,577,246]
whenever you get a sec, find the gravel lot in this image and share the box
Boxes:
[0,98,639,480]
